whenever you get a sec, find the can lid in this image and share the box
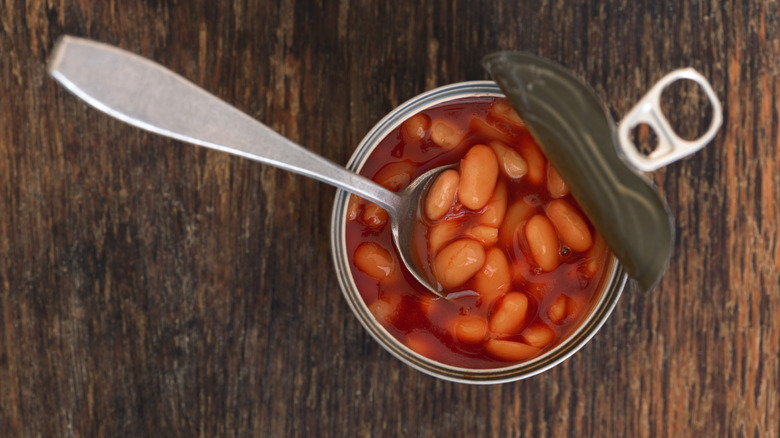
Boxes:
[482,52,674,293]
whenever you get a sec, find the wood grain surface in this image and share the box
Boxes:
[1,0,778,436]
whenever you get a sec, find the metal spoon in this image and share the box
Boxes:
[47,36,447,297]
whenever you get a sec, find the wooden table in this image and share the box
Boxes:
[1,1,778,436]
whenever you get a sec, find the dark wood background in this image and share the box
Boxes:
[1,0,778,436]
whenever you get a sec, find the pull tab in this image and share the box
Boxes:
[617,68,723,172]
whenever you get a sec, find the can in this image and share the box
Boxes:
[330,81,629,384]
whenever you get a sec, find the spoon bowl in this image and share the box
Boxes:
[47,36,446,296]
[389,164,455,295]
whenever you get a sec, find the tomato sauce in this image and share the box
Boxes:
[344,97,610,369]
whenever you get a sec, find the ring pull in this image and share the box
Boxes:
[617,68,723,172]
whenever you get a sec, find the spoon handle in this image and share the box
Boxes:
[47,36,399,214]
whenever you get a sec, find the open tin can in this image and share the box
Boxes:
[43,40,722,384]
[331,54,721,384]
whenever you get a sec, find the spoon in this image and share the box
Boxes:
[47,36,447,298]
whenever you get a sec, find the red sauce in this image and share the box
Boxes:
[345,97,610,369]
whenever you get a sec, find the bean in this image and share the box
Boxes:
[458,145,499,210]
[424,169,459,220]
[525,214,560,271]
[584,233,608,279]
[479,181,507,227]
[489,98,526,129]
[521,322,555,348]
[374,160,415,191]
[565,296,581,319]
[401,113,431,142]
[474,248,511,303]
[499,199,535,248]
[433,239,486,289]
[405,332,435,357]
[430,119,466,150]
[519,141,546,185]
[547,295,576,324]
[465,225,499,246]
[418,295,438,315]
[546,199,593,252]
[485,339,540,362]
[451,315,488,344]
[354,242,397,280]
[346,194,361,221]
[369,292,403,324]
[546,163,569,198]
[547,295,567,324]
[362,203,388,228]
[469,117,515,145]
[428,219,460,255]
[489,291,530,336]
[488,140,528,179]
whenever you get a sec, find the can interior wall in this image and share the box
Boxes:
[330,81,628,384]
